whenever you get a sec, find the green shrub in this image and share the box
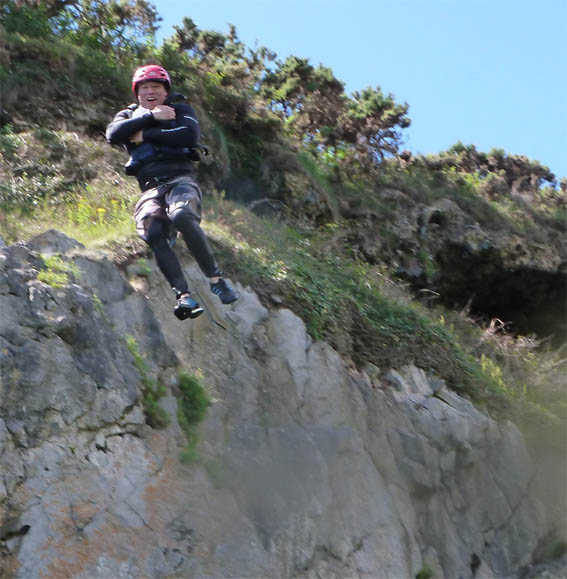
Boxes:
[415,567,434,579]
[176,371,210,462]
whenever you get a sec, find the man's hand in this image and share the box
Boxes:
[151,106,176,121]
[129,130,144,144]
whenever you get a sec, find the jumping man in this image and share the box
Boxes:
[106,65,238,320]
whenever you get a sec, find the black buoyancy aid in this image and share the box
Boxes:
[124,97,207,176]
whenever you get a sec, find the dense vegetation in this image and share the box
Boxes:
[1,0,565,440]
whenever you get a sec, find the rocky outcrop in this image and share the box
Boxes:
[0,231,564,578]
[346,190,566,343]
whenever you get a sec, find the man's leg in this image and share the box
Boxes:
[169,209,238,304]
[168,209,220,278]
[166,176,238,304]
[144,217,204,319]
[145,217,190,294]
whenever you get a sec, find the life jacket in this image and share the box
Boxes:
[124,95,208,176]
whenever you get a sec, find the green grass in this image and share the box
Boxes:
[296,150,337,208]
[62,190,136,246]
[37,269,69,289]
[38,254,80,289]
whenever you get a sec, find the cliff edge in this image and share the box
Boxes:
[0,231,565,578]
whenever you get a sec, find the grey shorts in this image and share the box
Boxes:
[134,175,202,240]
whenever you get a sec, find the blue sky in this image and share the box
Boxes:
[152,0,566,180]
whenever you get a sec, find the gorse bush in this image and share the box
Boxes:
[1,1,150,126]
[373,159,564,242]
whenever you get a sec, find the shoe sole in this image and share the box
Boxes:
[220,294,239,305]
[211,289,239,305]
[174,305,205,320]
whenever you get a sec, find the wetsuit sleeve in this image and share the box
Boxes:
[141,103,200,148]
[106,109,154,145]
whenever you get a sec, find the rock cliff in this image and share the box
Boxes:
[0,231,565,578]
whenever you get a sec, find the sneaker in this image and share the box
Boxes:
[210,277,238,304]
[174,293,204,320]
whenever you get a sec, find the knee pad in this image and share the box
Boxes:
[145,218,168,248]
[169,205,200,228]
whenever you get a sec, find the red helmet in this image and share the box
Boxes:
[131,65,171,94]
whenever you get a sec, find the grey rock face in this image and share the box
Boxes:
[26,229,84,256]
[0,231,563,578]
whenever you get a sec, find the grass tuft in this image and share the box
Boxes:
[176,371,210,463]
[38,255,80,289]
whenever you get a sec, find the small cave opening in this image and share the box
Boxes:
[433,249,566,347]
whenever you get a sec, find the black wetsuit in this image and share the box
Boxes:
[106,93,200,189]
[106,95,220,295]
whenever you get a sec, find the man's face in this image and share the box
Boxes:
[137,81,168,109]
